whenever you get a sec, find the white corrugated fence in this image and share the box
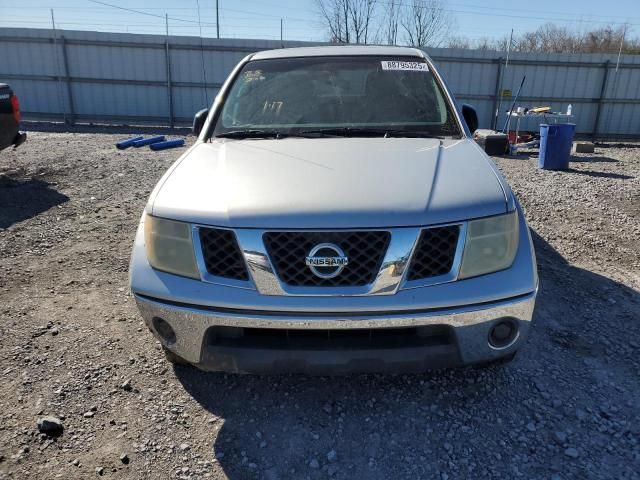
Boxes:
[1,28,639,137]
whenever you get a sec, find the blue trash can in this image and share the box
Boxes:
[538,123,575,170]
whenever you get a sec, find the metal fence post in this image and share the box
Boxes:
[593,60,610,139]
[165,15,174,128]
[491,57,504,131]
[165,40,174,127]
[50,10,66,124]
[60,36,75,125]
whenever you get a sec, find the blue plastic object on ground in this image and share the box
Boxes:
[132,135,165,147]
[116,136,144,149]
[538,123,575,170]
[149,139,186,151]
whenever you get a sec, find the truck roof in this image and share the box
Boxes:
[251,45,427,61]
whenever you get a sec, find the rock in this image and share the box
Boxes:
[179,443,190,451]
[327,450,338,463]
[309,458,320,469]
[120,453,130,464]
[564,447,579,459]
[121,379,132,392]
[526,422,536,432]
[83,411,95,418]
[37,416,64,436]
[323,403,332,414]
[259,441,267,448]
[96,466,104,476]
[554,431,567,444]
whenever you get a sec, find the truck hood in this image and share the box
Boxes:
[150,138,510,228]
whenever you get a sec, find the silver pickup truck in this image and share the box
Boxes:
[129,46,538,374]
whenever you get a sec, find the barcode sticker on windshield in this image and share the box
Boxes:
[381,61,429,72]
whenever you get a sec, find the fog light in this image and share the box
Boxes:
[152,317,176,345]
[489,319,518,349]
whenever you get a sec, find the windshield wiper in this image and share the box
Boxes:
[215,129,333,140]
[216,128,451,140]
[215,129,283,139]
[296,127,446,138]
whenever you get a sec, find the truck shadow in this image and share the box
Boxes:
[565,168,633,180]
[0,175,69,229]
[568,155,619,163]
[173,229,639,479]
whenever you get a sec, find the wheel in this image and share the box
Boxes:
[162,346,190,365]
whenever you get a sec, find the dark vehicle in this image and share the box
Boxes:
[0,83,27,151]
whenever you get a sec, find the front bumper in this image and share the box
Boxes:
[135,291,536,373]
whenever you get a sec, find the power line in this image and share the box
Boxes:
[0,16,315,31]
[6,1,640,25]
[3,0,637,42]
[85,0,213,26]
[195,0,209,106]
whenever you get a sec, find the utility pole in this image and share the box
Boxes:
[615,23,627,72]
[494,28,513,131]
[216,0,220,39]
[280,18,283,47]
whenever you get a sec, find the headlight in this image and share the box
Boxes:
[458,211,519,279]
[144,214,200,279]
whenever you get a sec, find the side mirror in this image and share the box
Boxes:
[461,104,478,134]
[192,108,209,136]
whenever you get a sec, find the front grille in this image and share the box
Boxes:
[263,231,390,287]
[407,225,460,281]
[206,325,453,350]
[199,228,249,280]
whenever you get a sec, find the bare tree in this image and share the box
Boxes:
[446,35,470,49]
[583,25,627,53]
[348,0,376,44]
[315,0,349,43]
[502,23,639,54]
[383,0,401,45]
[314,0,376,44]
[400,0,453,48]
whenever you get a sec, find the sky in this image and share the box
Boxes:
[0,0,639,43]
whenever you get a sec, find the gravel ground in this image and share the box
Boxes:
[0,131,638,480]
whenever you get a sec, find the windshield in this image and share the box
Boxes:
[212,55,461,138]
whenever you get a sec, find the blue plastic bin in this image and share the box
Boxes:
[538,123,575,170]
